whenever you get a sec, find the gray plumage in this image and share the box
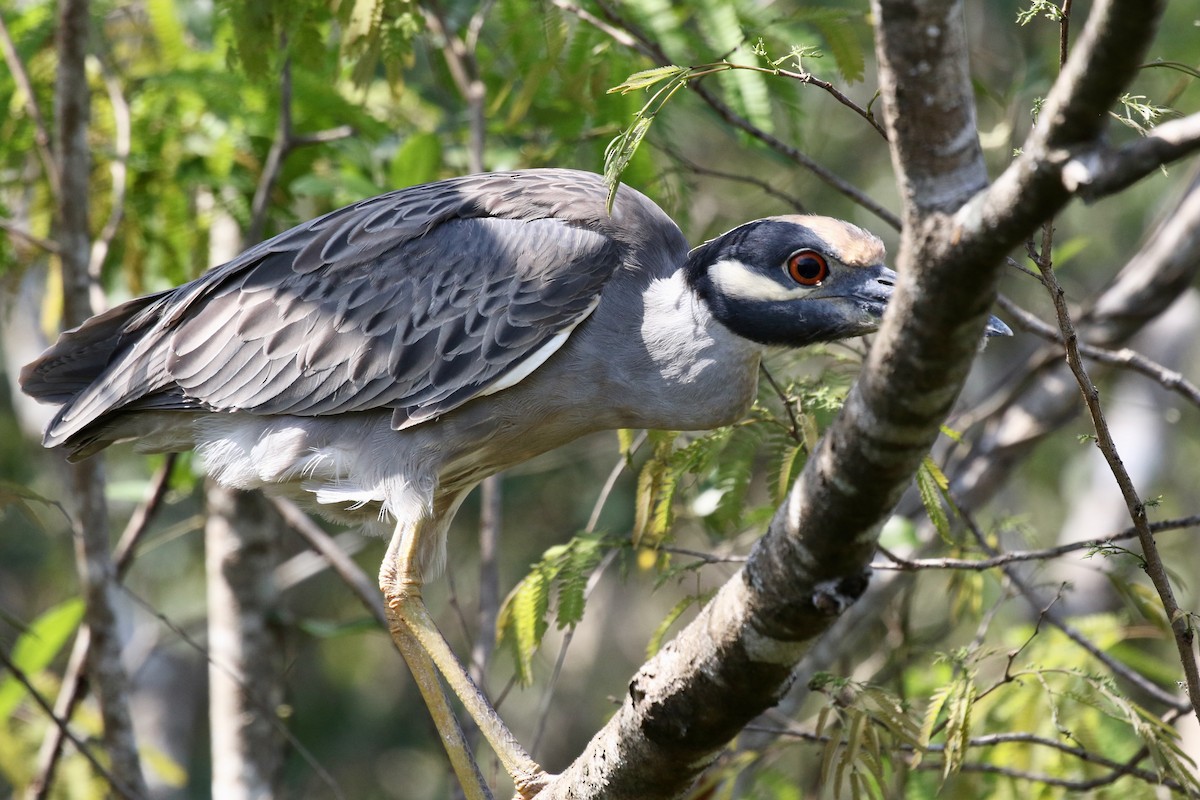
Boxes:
[22,168,1006,570]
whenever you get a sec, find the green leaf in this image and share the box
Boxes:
[388,132,442,189]
[555,535,605,629]
[810,14,865,82]
[631,432,678,547]
[916,460,952,543]
[607,65,687,95]
[0,599,84,723]
[497,567,550,686]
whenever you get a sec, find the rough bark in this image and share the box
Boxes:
[206,486,284,800]
[540,1,1170,796]
[53,1,148,796]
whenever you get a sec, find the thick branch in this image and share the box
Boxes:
[970,0,1168,246]
[545,1,1176,796]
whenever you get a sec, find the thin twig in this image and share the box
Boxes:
[660,146,810,213]
[0,647,138,799]
[1036,258,1200,724]
[872,514,1200,571]
[997,294,1200,409]
[0,217,61,254]
[269,496,387,624]
[552,0,900,229]
[120,587,348,800]
[0,11,59,194]
[247,53,293,245]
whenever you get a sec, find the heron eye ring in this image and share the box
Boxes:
[786,250,828,286]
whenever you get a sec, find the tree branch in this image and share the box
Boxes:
[1064,111,1200,200]
[552,0,901,229]
[542,0,1181,795]
[53,0,148,795]
[1035,254,1200,724]
[999,294,1200,409]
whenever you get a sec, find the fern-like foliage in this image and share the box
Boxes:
[496,532,608,685]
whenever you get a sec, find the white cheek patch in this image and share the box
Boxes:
[708,258,811,302]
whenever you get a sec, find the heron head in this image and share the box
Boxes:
[686,216,1010,347]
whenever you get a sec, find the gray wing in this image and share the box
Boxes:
[29,170,671,449]
[167,215,617,426]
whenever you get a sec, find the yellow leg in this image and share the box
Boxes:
[380,524,548,799]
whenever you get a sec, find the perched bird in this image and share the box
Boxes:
[21,168,1008,793]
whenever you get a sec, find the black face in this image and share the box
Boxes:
[685,218,896,348]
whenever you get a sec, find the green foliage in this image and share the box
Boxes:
[917,665,976,779]
[1016,0,1065,26]
[0,600,83,724]
[809,675,922,799]
[496,533,608,685]
[336,0,421,88]
[916,457,954,544]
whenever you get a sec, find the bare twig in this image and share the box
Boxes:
[0,647,138,799]
[268,496,387,623]
[998,294,1200,409]
[0,217,61,254]
[872,514,1200,571]
[551,0,901,229]
[0,11,59,194]
[1035,258,1200,724]
[247,53,293,245]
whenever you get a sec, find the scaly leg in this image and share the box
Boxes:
[379,523,547,798]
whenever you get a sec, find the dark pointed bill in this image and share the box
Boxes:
[984,315,1013,337]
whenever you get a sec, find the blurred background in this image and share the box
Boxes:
[1,0,1199,797]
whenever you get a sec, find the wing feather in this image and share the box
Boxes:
[28,169,688,451]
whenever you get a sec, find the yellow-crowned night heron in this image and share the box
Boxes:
[21,168,1008,793]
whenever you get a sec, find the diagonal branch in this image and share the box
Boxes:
[541,0,1179,796]
[1035,257,1200,723]
[1065,111,1200,200]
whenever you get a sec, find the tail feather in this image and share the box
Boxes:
[20,290,177,450]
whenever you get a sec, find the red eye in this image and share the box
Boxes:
[787,250,828,286]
